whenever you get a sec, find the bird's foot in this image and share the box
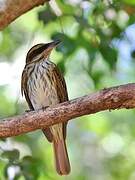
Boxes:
[42,106,49,111]
[25,109,34,113]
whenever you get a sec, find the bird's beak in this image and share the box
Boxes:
[43,40,61,58]
[49,40,61,48]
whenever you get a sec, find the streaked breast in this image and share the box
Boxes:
[27,60,59,110]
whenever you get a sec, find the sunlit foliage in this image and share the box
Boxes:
[1,0,135,179]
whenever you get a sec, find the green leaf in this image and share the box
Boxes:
[91,70,104,88]
[38,7,57,24]
[57,60,66,74]
[0,28,26,61]
[99,44,118,70]
[74,16,90,28]
[1,149,20,163]
[123,0,135,5]
[131,49,135,59]
[21,156,41,179]
[52,32,76,55]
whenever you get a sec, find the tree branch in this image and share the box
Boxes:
[0,83,135,138]
[0,0,49,30]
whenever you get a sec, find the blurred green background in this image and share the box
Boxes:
[1,0,135,179]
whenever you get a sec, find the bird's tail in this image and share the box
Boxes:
[53,137,70,175]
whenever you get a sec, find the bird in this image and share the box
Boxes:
[21,40,70,175]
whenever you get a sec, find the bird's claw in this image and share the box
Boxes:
[25,109,34,113]
[42,106,49,111]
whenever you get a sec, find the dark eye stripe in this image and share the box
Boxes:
[26,43,51,63]
[28,44,44,54]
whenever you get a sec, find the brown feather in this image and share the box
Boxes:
[51,66,68,139]
[21,65,53,142]
[53,138,70,175]
[21,67,34,110]
[50,65,70,174]
[21,42,70,175]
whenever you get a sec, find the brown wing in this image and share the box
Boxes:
[52,65,69,139]
[43,65,68,141]
[43,65,68,140]
[21,67,34,110]
[52,66,68,102]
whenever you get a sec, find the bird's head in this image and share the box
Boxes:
[26,40,61,64]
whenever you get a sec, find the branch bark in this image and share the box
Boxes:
[0,0,49,30]
[0,83,135,138]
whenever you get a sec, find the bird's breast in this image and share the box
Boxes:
[27,61,59,110]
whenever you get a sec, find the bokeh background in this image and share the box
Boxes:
[1,0,135,179]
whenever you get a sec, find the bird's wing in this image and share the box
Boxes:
[52,66,68,102]
[21,66,34,110]
[52,65,69,139]
[43,65,69,140]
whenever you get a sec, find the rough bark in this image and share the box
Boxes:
[0,83,135,138]
[0,0,49,30]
